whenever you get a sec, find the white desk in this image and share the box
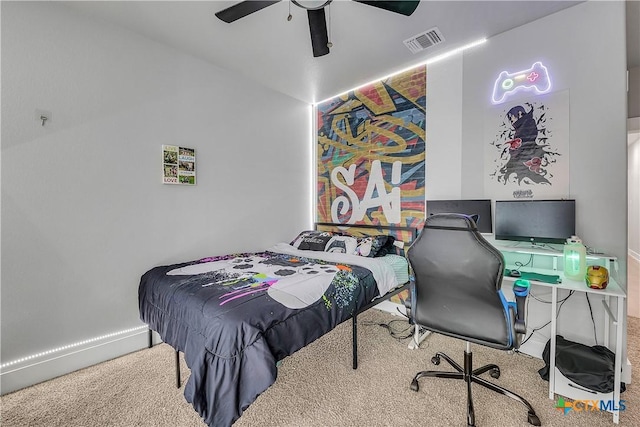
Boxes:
[496,244,626,424]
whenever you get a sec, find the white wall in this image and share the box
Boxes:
[462,0,628,278]
[629,67,640,119]
[1,0,631,394]
[630,121,640,257]
[425,54,463,200]
[426,1,628,358]
[1,2,310,393]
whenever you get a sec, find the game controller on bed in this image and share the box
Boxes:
[492,61,551,104]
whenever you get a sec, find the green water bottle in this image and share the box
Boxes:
[563,236,586,281]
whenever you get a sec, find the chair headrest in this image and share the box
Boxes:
[424,213,478,231]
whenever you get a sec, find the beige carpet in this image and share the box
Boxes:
[2,309,639,427]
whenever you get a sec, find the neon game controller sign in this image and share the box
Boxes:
[492,62,552,104]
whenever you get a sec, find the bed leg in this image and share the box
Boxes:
[352,314,358,370]
[148,328,153,348]
[175,350,181,388]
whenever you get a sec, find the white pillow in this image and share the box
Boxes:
[324,235,358,254]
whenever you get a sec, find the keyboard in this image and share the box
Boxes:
[504,269,561,284]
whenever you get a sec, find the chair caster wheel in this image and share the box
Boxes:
[490,367,500,379]
[431,356,440,365]
[527,412,541,426]
[410,379,419,392]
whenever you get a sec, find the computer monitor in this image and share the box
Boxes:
[426,199,493,233]
[494,199,576,244]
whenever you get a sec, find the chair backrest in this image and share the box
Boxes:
[408,213,513,350]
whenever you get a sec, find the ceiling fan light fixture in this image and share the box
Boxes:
[291,0,333,11]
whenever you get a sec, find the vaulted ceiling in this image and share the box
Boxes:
[63,1,636,104]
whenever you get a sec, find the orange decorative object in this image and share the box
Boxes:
[586,265,609,290]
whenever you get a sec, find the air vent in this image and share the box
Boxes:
[403,27,445,54]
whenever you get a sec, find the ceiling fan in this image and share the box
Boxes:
[215,1,420,57]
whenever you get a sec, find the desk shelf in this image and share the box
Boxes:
[501,266,625,298]
[496,244,626,424]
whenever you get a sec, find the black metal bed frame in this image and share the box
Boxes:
[148,223,418,388]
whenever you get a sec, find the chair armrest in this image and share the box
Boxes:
[512,279,530,335]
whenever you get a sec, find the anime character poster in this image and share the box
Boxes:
[484,90,569,199]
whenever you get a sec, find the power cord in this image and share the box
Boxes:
[362,318,414,341]
[529,289,574,305]
[585,293,597,345]
[519,290,575,347]
[520,242,562,252]
[382,319,414,340]
[556,290,575,317]
[511,254,534,274]
[395,305,409,319]
[519,321,551,346]
[536,242,561,251]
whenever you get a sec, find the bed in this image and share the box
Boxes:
[138,224,415,427]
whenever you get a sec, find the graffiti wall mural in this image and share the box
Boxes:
[316,66,426,230]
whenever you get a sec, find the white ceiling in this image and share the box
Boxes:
[63,0,631,104]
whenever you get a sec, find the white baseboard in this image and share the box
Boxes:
[623,358,632,384]
[374,300,406,317]
[517,335,547,360]
[0,328,159,395]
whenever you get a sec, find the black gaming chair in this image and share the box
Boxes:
[407,213,540,426]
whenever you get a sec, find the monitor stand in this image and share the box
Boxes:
[494,240,563,255]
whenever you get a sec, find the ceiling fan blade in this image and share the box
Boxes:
[215,1,281,23]
[307,9,330,57]
[353,1,420,16]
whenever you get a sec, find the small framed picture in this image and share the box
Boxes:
[163,145,196,185]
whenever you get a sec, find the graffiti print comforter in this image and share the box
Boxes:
[138,243,399,427]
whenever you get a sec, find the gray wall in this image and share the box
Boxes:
[462,0,627,273]
[425,54,464,200]
[1,1,310,391]
[630,67,640,118]
[427,1,628,355]
[1,0,631,392]
[630,118,640,257]
[630,67,640,257]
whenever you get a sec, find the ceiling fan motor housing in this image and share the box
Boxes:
[291,1,333,11]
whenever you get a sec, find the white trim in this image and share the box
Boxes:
[374,300,406,317]
[1,325,148,369]
[1,328,152,395]
[310,104,317,229]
